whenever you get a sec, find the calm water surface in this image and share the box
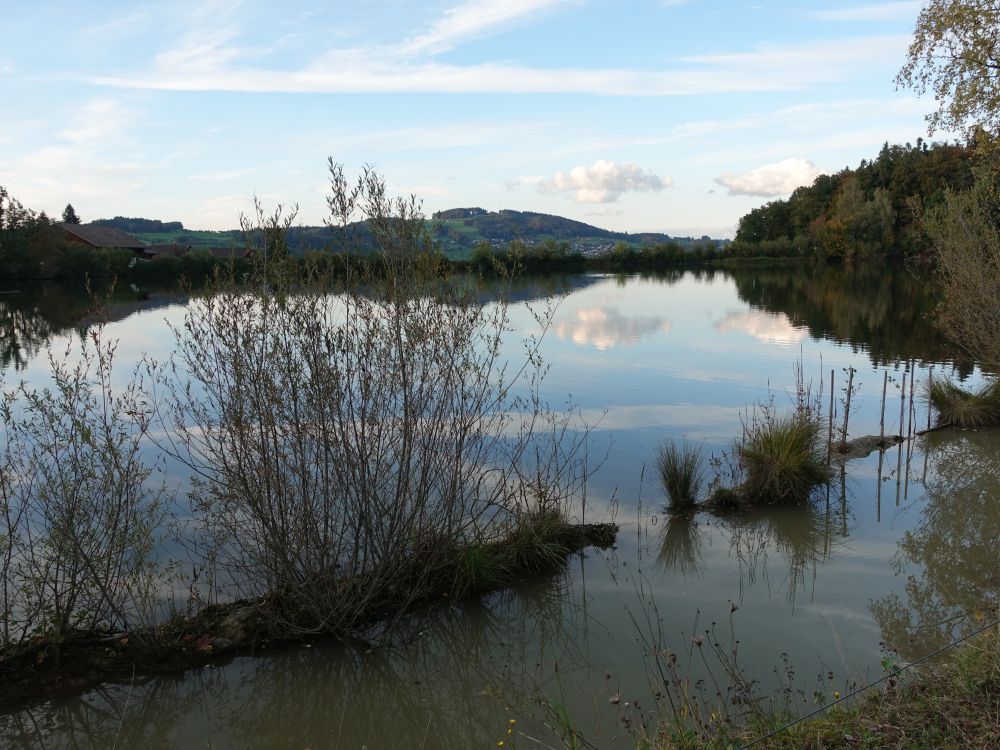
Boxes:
[1,265,996,749]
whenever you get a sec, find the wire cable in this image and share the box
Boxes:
[738,617,1000,750]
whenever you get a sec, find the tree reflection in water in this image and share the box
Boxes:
[0,572,601,749]
[871,432,1000,660]
[0,282,182,372]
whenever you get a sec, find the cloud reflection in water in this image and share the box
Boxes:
[554,306,671,350]
[714,310,807,346]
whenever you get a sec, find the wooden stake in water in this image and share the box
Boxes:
[841,367,855,453]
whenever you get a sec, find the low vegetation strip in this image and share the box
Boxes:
[726,623,1000,750]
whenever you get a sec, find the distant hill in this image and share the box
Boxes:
[91,217,185,234]
[92,208,716,259]
[429,207,685,255]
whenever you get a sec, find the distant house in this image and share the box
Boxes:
[60,223,147,253]
[142,243,191,259]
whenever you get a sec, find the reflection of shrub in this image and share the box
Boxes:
[928,376,1000,429]
[739,410,829,504]
[655,438,704,510]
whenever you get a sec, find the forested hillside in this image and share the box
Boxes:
[732,140,973,259]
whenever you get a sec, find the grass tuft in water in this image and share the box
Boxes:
[928,376,1000,429]
[452,544,507,597]
[656,438,705,511]
[504,508,571,575]
[738,410,829,505]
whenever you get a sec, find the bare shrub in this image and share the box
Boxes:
[159,164,591,638]
[924,162,1000,372]
[0,325,166,654]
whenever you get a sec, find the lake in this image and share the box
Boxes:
[1,263,996,749]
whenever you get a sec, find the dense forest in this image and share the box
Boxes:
[732,140,974,259]
[91,217,185,234]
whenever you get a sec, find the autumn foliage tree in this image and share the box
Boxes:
[897,0,1000,136]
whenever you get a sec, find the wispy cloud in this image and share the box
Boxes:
[399,0,576,55]
[56,98,136,144]
[188,166,262,181]
[555,98,927,156]
[811,2,920,22]
[4,96,151,214]
[715,158,823,197]
[87,23,909,96]
[80,7,156,38]
[538,160,670,203]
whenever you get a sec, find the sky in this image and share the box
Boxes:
[0,0,951,238]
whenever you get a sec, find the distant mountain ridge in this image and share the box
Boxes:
[92,208,713,258]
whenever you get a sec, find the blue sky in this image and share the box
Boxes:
[1,1,947,237]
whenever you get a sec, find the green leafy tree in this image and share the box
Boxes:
[61,203,80,224]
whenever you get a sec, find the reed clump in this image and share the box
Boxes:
[656,438,705,511]
[928,376,1000,429]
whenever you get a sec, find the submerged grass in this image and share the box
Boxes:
[929,376,1000,429]
[656,439,705,510]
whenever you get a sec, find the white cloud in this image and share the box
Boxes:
[539,160,670,203]
[811,2,920,22]
[715,158,824,197]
